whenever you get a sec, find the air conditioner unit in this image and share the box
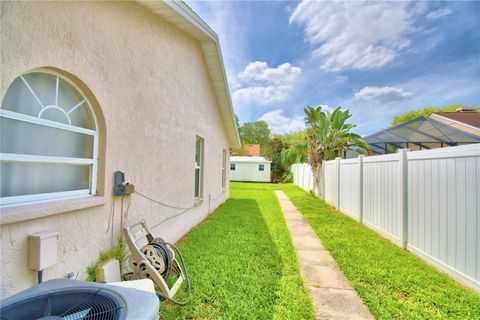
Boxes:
[0,279,159,320]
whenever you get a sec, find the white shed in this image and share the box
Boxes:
[229,156,271,182]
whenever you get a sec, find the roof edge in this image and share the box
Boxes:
[364,115,480,143]
[363,116,429,139]
[162,0,218,41]
[230,156,272,163]
[430,113,480,131]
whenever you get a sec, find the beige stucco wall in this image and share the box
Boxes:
[0,1,232,298]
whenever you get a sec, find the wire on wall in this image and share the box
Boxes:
[108,182,227,242]
[106,197,116,246]
[135,191,193,210]
[133,190,227,230]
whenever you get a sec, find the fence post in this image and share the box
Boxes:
[398,149,408,249]
[358,155,364,224]
[302,164,305,190]
[318,160,327,201]
[335,157,341,210]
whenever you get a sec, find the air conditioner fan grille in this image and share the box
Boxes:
[0,288,126,320]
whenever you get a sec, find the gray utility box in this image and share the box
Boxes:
[28,231,58,271]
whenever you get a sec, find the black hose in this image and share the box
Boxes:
[145,239,191,305]
[154,242,192,305]
[148,241,173,278]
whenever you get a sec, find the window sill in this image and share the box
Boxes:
[0,196,106,225]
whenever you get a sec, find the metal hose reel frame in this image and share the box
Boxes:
[123,221,191,305]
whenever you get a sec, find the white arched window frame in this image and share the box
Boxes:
[0,69,99,206]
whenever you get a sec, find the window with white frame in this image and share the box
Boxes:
[222,149,226,189]
[194,136,204,199]
[259,164,265,171]
[230,163,236,171]
[0,70,99,205]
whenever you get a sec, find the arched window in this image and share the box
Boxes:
[1,70,99,205]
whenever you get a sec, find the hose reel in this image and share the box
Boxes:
[139,239,184,280]
[123,221,191,304]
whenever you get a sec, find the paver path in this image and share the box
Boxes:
[274,190,373,320]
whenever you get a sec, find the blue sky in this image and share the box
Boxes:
[187,1,480,136]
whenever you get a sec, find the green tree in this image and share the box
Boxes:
[391,104,479,125]
[280,134,308,171]
[264,135,287,180]
[230,145,248,156]
[238,121,271,152]
[264,131,308,182]
[304,106,371,195]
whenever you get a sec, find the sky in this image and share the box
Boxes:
[187,1,480,136]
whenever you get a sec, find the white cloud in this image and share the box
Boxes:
[426,8,453,20]
[239,61,301,84]
[234,61,302,105]
[355,86,412,103]
[258,109,306,134]
[290,1,420,71]
[233,86,293,105]
[335,75,348,84]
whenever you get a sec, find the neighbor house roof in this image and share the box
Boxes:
[135,0,240,147]
[430,111,480,129]
[245,144,261,157]
[230,156,272,163]
[364,116,480,154]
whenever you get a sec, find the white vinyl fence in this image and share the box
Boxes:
[291,144,480,291]
[291,163,314,192]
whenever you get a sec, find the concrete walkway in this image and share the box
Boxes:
[274,190,373,320]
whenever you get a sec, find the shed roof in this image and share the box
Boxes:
[230,156,272,163]
[135,0,240,147]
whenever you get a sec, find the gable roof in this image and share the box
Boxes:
[135,0,240,147]
[431,111,480,129]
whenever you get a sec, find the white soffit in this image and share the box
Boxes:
[136,0,240,147]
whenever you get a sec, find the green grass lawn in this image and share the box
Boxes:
[278,183,480,320]
[161,183,315,319]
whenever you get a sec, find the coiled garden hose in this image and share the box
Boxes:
[149,241,192,305]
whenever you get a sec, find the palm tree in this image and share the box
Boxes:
[304,106,371,196]
[280,140,308,171]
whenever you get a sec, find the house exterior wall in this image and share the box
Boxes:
[230,162,271,182]
[0,1,232,298]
